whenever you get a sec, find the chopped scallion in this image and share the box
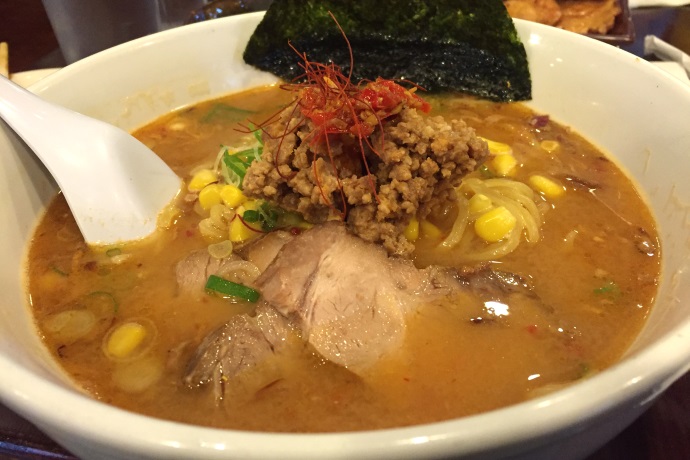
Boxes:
[201,104,256,123]
[85,291,119,314]
[479,164,495,178]
[251,126,263,145]
[221,147,262,188]
[205,275,260,303]
[257,202,279,231]
[577,363,591,379]
[50,265,69,277]
[223,153,248,177]
[238,201,280,232]
[594,280,621,297]
[242,209,261,223]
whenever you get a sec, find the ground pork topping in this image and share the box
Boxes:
[242,80,489,257]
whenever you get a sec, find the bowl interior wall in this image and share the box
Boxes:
[521,28,690,354]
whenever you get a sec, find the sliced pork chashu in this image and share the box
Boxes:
[254,223,445,371]
[183,223,450,397]
[181,223,554,400]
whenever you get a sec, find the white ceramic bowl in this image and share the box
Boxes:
[1,12,690,460]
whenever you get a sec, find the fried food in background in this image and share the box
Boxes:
[0,42,8,77]
[504,0,621,34]
[559,0,621,34]
[504,0,562,25]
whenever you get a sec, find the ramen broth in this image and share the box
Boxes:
[25,86,660,432]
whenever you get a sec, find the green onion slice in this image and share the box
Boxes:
[240,202,280,231]
[86,290,120,314]
[252,126,263,145]
[478,164,495,178]
[202,104,255,123]
[223,152,249,178]
[205,275,260,303]
[242,209,261,223]
[105,248,122,257]
[50,265,69,277]
[221,147,263,188]
[594,280,620,295]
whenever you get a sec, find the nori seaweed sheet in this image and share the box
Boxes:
[243,0,531,101]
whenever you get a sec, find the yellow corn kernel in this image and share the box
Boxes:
[106,322,147,359]
[404,217,420,242]
[540,140,560,153]
[481,137,513,156]
[198,184,224,210]
[474,206,516,242]
[469,193,493,214]
[491,154,518,177]
[220,185,246,208]
[188,169,217,192]
[229,214,261,242]
[529,175,565,198]
[419,220,442,239]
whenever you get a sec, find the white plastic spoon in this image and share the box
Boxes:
[0,75,181,245]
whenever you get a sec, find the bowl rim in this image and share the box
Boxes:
[2,12,690,459]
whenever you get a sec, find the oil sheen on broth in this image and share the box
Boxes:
[25,85,660,432]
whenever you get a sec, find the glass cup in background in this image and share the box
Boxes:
[158,0,208,29]
[42,0,208,64]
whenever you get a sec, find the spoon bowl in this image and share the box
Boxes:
[0,75,181,245]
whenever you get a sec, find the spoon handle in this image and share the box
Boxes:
[0,75,73,160]
[0,75,124,191]
[0,75,181,245]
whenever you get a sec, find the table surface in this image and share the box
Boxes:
[1,1,690,459]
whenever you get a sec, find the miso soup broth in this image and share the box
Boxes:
[25,85,660,432]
